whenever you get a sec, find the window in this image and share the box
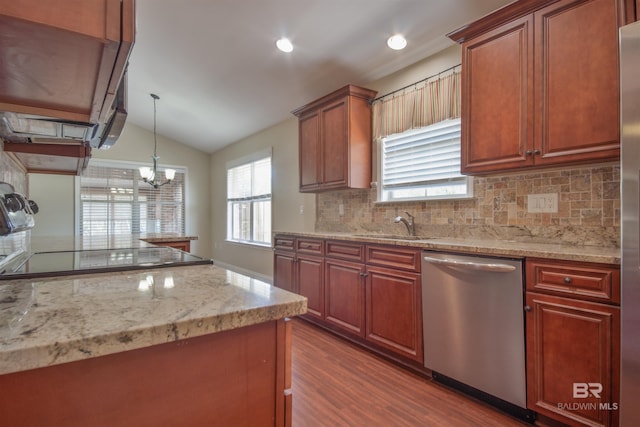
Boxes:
[227,152,272,246]
[379,118,472,202]
[78,161,185,245]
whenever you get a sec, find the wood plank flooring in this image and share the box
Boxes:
[291,318,528,427]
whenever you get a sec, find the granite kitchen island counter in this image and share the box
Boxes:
[0,264,307,426]
[0,264,307,375]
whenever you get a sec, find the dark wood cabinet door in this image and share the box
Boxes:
[156,241,190,252]
[324,258,366,337]
[297,255,324,320]
[293,85,376,192]
[298,111,320,191]
[526,292,620,427]
[534,0,621,166]
[320,98,349,189]
[461,15,534,174]
[274,251,296,294]
[365,266,422,362]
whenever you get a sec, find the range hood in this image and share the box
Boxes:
[0,75,127,150]
[0,112,99,143]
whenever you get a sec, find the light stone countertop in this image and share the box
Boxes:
[275,231,621,265]
[139,233,199,243]
[0,264,307,375]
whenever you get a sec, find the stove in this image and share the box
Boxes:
[0,246,213,280]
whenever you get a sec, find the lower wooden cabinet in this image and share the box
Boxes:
[365,266,422,362]
[324,258,366,336]
[296,255,324,320]
[157,240,191,252]
[273,235,423,364]
[274,250,296,294]
[526,293,620,427]
[525,258,620,427]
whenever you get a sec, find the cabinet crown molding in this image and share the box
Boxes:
[447,0,559,43]
[291,84,377,117]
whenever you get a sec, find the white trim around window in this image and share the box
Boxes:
[376,118,473,203]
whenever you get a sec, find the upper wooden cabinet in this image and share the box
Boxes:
[0,0,135,124]
[292,85,377,192]
[448,0,633,175]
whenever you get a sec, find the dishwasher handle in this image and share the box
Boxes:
[423,255,517,273]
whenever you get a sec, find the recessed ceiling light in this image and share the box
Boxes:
[387,34,407,50]
[276,37,293,53]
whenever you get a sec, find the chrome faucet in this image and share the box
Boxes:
[394,211,415,236]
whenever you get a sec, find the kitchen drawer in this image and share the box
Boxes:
[366,245,421,272]
[325,240,365,262]
[296,238,324,255]
[274,235,295,251]
[526,258,620,305]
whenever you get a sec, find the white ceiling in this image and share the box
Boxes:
[125,0,513,154]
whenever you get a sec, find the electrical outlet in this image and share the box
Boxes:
[339,204,344,216]
[299,204,304,214]
[528,193,558,213]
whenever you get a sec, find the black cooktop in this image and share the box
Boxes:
[0,246,213,280]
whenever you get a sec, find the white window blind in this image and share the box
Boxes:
[227,155,272,245]
[380,118,472,201]
[79,163,185,245]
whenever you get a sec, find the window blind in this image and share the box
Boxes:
[226,155,271,245]
[382,119,462,190]
[79,164,185,242]
[227,157,271,200]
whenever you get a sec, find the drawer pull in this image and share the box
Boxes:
[563,276,572,284]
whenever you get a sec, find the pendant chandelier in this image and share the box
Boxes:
[139,93,175,188]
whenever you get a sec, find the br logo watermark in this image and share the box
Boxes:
[573,382,602,399]
[556,383,619,411]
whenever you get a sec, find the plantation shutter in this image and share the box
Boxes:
[79,164,185,242]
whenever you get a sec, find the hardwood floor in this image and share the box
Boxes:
[291,318,528,427]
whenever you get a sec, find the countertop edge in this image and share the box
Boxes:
[274,231,621,265]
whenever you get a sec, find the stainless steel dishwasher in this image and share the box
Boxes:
[422,251,533,422]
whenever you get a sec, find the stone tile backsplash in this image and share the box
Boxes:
[0,145,30,256]
[0,146,27,194]
[316,164,620,248]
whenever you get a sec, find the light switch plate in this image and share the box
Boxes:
[528,193,558,213]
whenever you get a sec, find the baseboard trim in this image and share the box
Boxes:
[212,260,273,285]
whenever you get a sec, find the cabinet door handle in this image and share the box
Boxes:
[563,276,572,284]
[525,150,533,156]
[524,305,532,312]
[533,149,541,155]
[360,272,368,278]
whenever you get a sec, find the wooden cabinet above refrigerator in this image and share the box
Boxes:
[447,0,634,175]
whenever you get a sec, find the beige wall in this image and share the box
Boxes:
[29,174,75,236]
[209,45,462,278]
[369,44,461,101]
[28,122,213,258]
[210,117,315,279]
